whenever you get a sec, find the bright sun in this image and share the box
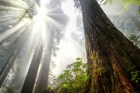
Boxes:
[33,3,48,43]
[37,6,46,16]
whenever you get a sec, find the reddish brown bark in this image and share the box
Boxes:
[79,0,140,93]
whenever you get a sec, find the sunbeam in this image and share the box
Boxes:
[0,0,83,92]
[0,0,140,93]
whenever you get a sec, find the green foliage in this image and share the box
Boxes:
[51,58,88,93]
[103,0,140,13]
[6,88,14,93]
[104,0,140,5]
[128,66,140,83]
[121,0,140,4]
[122,0,139,8]
[131,71,140,83]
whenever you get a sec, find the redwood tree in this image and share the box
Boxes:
[75,0,140,92]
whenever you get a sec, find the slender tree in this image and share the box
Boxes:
[34,30,53,93]
[0,24,31,87]
[74,0,140,92]
[34,0,68,92]
[21,38,44,93]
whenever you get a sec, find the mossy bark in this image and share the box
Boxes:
[79,0,140,93]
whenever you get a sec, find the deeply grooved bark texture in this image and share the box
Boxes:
[80,0,140,93]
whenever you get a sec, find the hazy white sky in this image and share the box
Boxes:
[51,0,86,75]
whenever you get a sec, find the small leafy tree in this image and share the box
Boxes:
[128,66,140,83]
[50,58,88,93]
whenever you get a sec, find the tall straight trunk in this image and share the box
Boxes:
[0,26,31,87]
[79,0,140,93]
[34,31,53,93]
[21,39,43,93]
[34,43,52,93]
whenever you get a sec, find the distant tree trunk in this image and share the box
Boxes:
[0,50,19,87]
[34,31,53,93]
[79,0,140,93]
[21,39,43,93]
[0,27,30,87]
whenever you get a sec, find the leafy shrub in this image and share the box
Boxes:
[51,58,88,93]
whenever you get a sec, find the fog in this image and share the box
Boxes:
[0,0,139,92]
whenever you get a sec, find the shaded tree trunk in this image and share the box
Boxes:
[34,30,54,93]
[79,0,140,93]
[21,38,43,93]
[0,26,30,87]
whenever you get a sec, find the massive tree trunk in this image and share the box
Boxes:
[79,0,140,93]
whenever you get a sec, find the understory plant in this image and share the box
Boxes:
[49,58,88,93]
